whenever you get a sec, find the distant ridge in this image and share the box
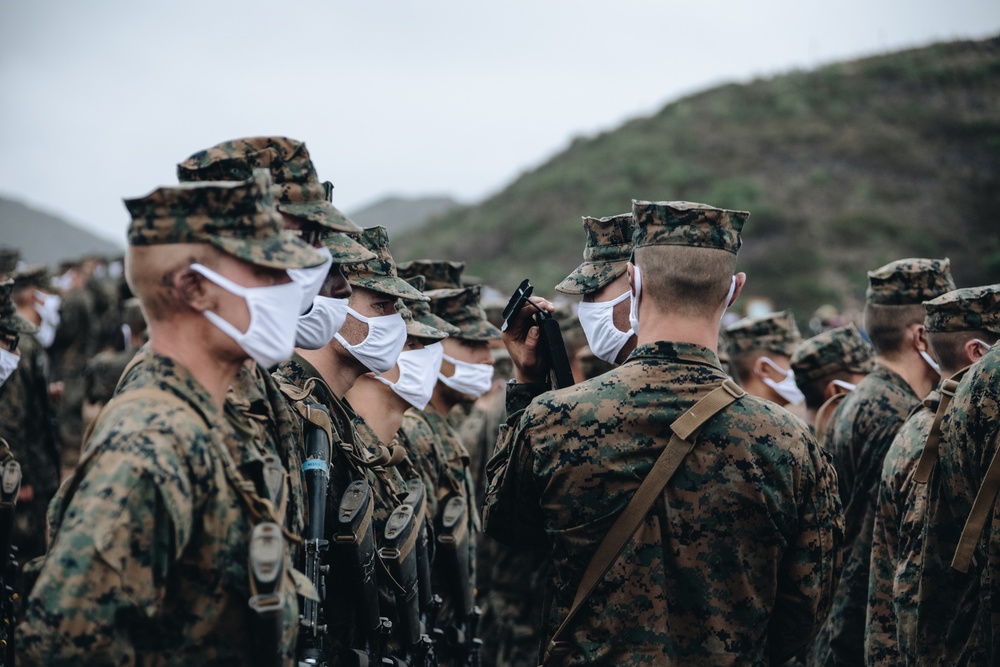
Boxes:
[349,196,460,235]
[0,196,123,268]
[397,37,1000,320]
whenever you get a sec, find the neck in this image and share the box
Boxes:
[740,374,784,404]
[297,344,364,399]
[345,375,409,443]
[876,351,937,399]
[16,304,41,326]
[804,406,819,428]
[635,308,722,352]
[148,322,241,410]
[428,384,456,416]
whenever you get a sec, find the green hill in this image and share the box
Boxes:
[397,37,1000,319]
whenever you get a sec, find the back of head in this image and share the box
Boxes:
[555,213,633,296]
[726,310,802,384]
[924,284,1000,375]
[791,323,875,409]
[863,257,955,356]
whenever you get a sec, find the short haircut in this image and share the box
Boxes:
[730,349,765,386]
[125,243,221,322]
[863,303,925,356]
[796,370,857,411]
[928,329,1000,376]
[635,245,736,320]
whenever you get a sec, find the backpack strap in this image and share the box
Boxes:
[912,367,969,484]
[543,379,745,664]
[815,391,848,447]
[952,426,1000,573]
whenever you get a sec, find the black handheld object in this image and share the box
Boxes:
[0,446,19,667]
[299,403,332,667]
[501,279,575,389]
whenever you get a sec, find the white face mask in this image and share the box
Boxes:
[919,349,941,375]
[287,247,333,315]
[295,296,350,350]
[34,290,61,348]
[0,349,20,387]
[973,339,995,356]
[51,271,74,293]
[439,354,494,398]
[376,342,443,410]
[334,308,407,374]
[578,290,633,365]
[759,357,805,406]
[830,379,857,393]
[190,263,303,369]
[628,265,643,336]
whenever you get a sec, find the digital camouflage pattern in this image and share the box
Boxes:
[485,342,843,665]
[912,345,1000,665]
[403,275,461,336]
[0,330,61,561]
[19,353,300,666]
[631,200,748,254]
[0,279,37,334]
[13,264,50,293]
[0,248,18,280]
[125,169,325,270]
[791,323,875,383]
[83,348,136,406]
[809,365,920,667]
[864,258,955,306]
[316,228,376,265]
[397,259,465,290]
[427,285,502,341]
[49,283,97,469]
[177,135,362,233]
[923,284,1000,333]
[555,213,633,296]
[725,309,801,356]
[865,387,942,665]
[342,226,428,301]
[399,304,448,341]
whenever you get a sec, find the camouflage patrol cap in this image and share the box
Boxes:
[342,226,428,301]
[726,310,801,356]
[125,170,325,270]
[924,284,1000,334]
[404,275,460,336]
[427,285,501,341]
[399,304,449,341]
[0,280,38,335]
[177,136,362,233]
[12,265,49,293]
[791,324,875,383]
[0,248,19,279]
[397,259,465,290]
[865,258,956,306]
[632,200,748,255]
[316,229,377,264]
[555,213,633,295]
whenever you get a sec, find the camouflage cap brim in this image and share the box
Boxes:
[405,318,449,341]
[279,201,362,234]
[349,274,430,302]
[555,259,630,295]
[211,230,327,271]
[320,232,377,264]
[451,318,502,341]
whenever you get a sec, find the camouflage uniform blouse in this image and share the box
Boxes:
[18,353,299,666]
[811,365,919,667]
[488,341,843,666]
[865,389,940,665]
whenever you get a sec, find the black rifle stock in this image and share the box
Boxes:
[248,522,288,667]
[299,403,332,667]
[0,444,20,667]
[437,496,482,666]
[501,279,575,389]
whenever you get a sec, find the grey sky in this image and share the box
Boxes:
[1,0,998,246]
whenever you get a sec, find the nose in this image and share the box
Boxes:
[324,265,352,299]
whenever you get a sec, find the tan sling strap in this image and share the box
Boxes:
[951,427,1000,573]
[815,391,848,447]
[543,379,745,664]
[912,367,970,484]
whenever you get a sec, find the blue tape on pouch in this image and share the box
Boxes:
[302,459,329,474]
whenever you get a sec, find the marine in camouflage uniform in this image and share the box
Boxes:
[0,278,59,562]
[484,200,844,666]
[809,258,955,667]
[790,324,875,439]
[18,170,326,665]
[274,225,425,663]
[726,310,804,408]
[867,284,1000,665]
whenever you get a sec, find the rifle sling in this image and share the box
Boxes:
[912,368,968,484]
[544,379,745,664]
[952,427,1000,574]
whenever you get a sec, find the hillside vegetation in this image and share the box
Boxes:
[397,37,1000,319]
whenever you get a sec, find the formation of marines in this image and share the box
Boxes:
[0,134,997,666]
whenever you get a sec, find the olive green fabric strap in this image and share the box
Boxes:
[912,368,968,485]
[543,379,745,665]
[815,391,847,448]
[952,427,1000,574]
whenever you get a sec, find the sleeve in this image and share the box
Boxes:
[18,437,191,666]
[864,452,903,665]
[768,436,846,664]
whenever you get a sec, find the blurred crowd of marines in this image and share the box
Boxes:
[0,135,997,666]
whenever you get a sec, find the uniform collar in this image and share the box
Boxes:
[625,340,725,371]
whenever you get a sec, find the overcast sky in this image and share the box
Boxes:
[2,0,998,246]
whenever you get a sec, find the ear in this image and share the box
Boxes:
[752,356,768,380]
[627,262,636,294]
[966,338,987,364]
[174,267,214,312]
[731,272,747,307]
[824,380,846,400]
[913,324,930,353]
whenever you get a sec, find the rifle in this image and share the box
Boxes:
[501,279,574,389]
[0,443,20,667]
[248,521,288,667]
[379,480,437,667]
[299,402,332,667]
[335,479,401,667]
[437,496,483,666]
